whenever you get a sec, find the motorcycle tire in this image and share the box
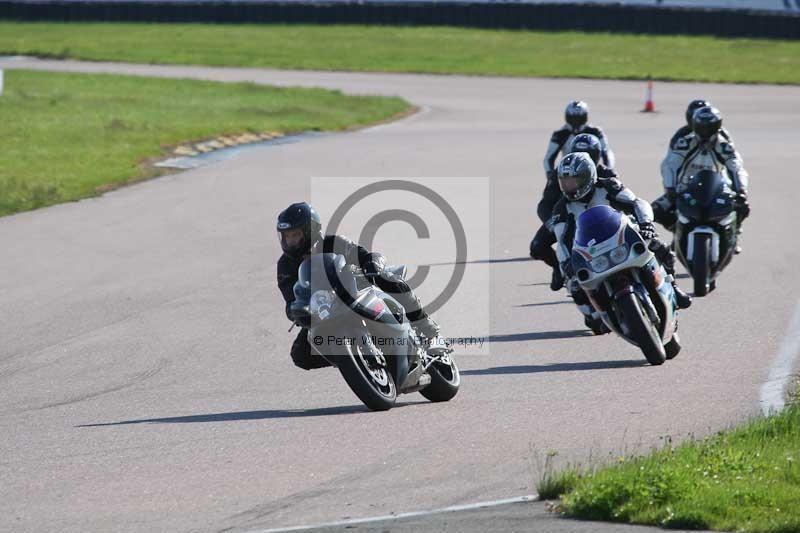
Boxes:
[338,343,397,411]
[692,234,711,297]
[665,333,681,360]
[419,353,460,403]
[618,292,666,366]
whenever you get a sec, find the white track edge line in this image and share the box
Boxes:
[760,300,800,415]
[248,493,538,533]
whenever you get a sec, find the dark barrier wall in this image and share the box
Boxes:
[0,1,798,39]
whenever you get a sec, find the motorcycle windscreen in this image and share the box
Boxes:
[575,205,623,248]
[677,172,734,223]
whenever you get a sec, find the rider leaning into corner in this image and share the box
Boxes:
[276,202,446,370]
[542,153,692,334]
[653,106,750,241]
[539,100,616,223]
[531,133,616,290]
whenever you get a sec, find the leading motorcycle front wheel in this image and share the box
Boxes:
[338,342,397,411]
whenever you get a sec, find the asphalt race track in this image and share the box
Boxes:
[1,58,799,532]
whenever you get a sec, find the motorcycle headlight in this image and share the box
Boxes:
[590,255,610,272]
[609,245,628,265]
[309,290,335,320]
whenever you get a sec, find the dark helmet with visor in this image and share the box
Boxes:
[692,106,722,141]
[568,133,602,165]
[557,152,597,202]
[564,100,589,131]
[685,99,711,126]
[276,202,323,260]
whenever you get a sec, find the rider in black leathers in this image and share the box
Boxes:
[276,202,442,370]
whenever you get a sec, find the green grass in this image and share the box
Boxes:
[1,23,799,84]
[536,450,583,501]
[0,69,408,216]
[542,401,800,532]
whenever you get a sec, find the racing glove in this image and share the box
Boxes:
[735,193,750,221]
[638,221,658,241]
[362,252,387,281]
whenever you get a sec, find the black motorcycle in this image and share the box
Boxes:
[674,169,738,296]
[289,253,460,411]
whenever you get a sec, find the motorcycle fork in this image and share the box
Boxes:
[601,277,633,334]
[633,280,661,328]
[585,288,610,314]
[639,258,669,323]
[687,227,720,264]
[608,274,634,300]
[607,273,659,334]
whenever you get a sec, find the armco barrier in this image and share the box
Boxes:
[0,1,798,39]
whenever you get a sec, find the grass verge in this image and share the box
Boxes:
[0,69,408,217]
[538,398,800,532]
[1,23,800,84]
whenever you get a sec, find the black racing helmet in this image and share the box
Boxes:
[557,152,597,202]
[685,99,711,126]
[692,106,722,141]
[568,133,602,165]
[276,202,322,260]
[564,100,589,131]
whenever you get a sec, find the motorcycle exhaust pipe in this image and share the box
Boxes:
[401,371,431,393]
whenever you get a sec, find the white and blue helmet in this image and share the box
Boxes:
[557,152,597,201]
[568,133,602,165]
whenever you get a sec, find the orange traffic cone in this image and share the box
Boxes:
[642,80,655,113]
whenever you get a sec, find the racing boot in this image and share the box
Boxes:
[584,314,610,335]
[550,266,565,291]
[650,238,692,310]
[672,282,692,309]
[414,315,440,339]
[572,286,607,334]
[414,316,450,355]
[389,285,450,354]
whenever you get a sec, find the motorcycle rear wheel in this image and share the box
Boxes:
[338,343,397,411]
[419,353,460,403]
[619,293,666,366]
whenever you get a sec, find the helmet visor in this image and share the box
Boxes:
[279,227,307,257]
[566,113,587,130]
[559,175,588,200]
[694,121,720,141]
[558,176,592,200]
